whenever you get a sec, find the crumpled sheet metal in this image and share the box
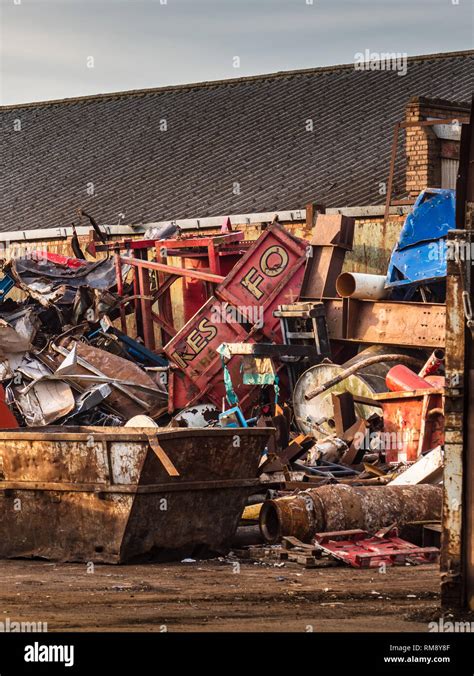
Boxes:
[6,256,119,307]
[10,355,76,426]
[0,320,31,357]
[49,339,167,419]
[13,380,75,426]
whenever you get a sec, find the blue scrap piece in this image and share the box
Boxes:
[218,406,248,428]
[386,189,455,289]
[0,274,15,302]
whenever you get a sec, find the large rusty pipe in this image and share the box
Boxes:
[259,484,442,544]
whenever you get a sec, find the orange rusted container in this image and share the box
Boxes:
[0,426,272,563]
[381,365,444,462]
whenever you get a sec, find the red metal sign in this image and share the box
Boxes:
[164,296,260,411]
[216,223,308,341]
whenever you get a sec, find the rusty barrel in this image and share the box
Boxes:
[259,484,442,544]
[0,426,272,563]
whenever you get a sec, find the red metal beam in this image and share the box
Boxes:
[120,256,225,284]
[95,231,244,253]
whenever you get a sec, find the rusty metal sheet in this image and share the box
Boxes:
[442,231,466,608]
[324,298,446,348]
[0,426,272,563]
[47,339,166,419]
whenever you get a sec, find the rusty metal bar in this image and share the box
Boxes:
[0,478,259,493]
[260,484,442,544]
[120,255,225,284]
[114,253,128,334]
[324,298,446,348]
[137,263,156,350]
[400,117,469,129]
[442,97,474,610]
[150,311,177,338]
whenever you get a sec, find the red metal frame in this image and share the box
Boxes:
[111,232,249,350]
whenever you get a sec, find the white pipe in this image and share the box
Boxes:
[336,272,388,300]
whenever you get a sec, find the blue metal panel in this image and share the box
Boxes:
[386,189,455,290]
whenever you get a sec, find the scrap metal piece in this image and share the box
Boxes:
[314,527,439,568]
[14,380,75,426]
[49,340,166,418]
[259,483,442,544]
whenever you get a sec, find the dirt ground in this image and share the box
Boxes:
[0,557,444,632]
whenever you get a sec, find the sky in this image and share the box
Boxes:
[0,0,473,105]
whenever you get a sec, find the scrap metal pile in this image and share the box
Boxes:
[0,191,450,565]
[0,252,167,428]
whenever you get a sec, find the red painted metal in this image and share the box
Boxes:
[164,296,262,412]
[381,390,444,462]
[216,223,308,341]
[167,369,200,414]
[418,349,445,378]
[182,253,242,323]
[314,527,439,568]
[382,366,444,462]
[95,231,245,254]
[425,375,446,388]
[32,252,88,269]
[120,256,225,285]
[182,260,209,322]
[112,232,251,355]
[386,365,434,392]
[0,384,18,429]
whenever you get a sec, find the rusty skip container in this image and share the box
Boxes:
[164,296,261,411]
[259,484,442,544]
[0,426,272,563]
[216,223,308,341]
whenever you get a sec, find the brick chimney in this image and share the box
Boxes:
[405,97,468,197]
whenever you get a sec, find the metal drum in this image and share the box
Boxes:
[293,346,407,438]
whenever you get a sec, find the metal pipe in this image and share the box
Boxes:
[419,349,445,378]
[259,484,442,544]
[232,525,264,547]
[304,354,423,401]
[336,272,388,300]
[120,256,225,284]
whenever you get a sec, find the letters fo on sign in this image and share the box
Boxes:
[241,245,290,300]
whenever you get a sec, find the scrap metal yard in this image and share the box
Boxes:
[1,32,474,671]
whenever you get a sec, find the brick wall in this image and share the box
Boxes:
[405,97,467,197]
